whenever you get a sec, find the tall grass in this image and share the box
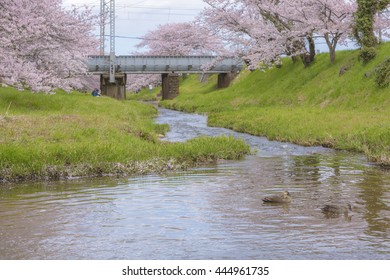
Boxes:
[161,43,390,165]
[0,88,249,182]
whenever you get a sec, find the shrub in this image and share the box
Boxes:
[374,58,390,88]
[359,47,377,64]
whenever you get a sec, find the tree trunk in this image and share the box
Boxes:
[324,33,339,63]
[291,55,299,63]
[300,53,312,67]
[329,48,336,63]
[307,35,316,63]
[299,35,316,67]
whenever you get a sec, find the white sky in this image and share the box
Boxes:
[62,0,207,55]
[61,0,369,56]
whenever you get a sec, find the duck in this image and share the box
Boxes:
[262,191,292,204]
[321,204,352,216]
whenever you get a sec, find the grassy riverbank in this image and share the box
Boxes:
[161,43,390,165]
[0,88,250,183]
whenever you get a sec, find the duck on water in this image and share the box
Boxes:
[321,204,353,218]
[262,191,292,204]
[262,191,353,219]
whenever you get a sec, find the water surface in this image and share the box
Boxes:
[0,108,389,259]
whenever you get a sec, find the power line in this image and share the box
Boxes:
[103,34,185,43]
[117,5,202,11]
[117,12,198,18]
[62,3,204,12]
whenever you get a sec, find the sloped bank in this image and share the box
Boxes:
[160,43,390,165]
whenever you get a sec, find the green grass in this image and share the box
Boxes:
[0,88,250,182]
[126,87,160,102]
[161,43,390,165]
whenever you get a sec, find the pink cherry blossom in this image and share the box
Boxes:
[128,21,225,92]
[135,22,224,56]
[0,0,98,92]
[200,0,358,66]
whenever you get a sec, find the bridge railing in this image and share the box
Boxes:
[87,55,243,74]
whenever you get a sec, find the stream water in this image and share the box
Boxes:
[0,108,389,259]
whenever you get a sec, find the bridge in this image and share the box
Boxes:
[87,55,243,100]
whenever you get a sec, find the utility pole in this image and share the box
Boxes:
[109,0,116,83]
[99,0,124,99]
[100,0,115,83]
[99,0,107,55]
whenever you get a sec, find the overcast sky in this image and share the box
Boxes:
[62,0,207,55]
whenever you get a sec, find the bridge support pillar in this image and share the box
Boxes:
[217,73,234,88]
[161,73,180,100]
[100,74,127,100]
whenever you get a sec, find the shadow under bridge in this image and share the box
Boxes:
[87,55,243,100]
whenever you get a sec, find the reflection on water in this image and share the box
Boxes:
[0,108,389,259]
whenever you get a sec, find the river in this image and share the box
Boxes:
[0,108,389,259]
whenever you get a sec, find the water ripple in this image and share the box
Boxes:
[1,109,390,259]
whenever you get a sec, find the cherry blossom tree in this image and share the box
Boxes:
[199,0,357,67]
[312,0,355,63]
[135,22,224,56]
[0,0,98,92]
[200,0,298,69]
[375,8,390,42]
[128,22,224,93]
[126,74,161,93]
[278,0,355,63]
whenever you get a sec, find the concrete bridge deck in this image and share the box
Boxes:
[86,55,243,100]
[87,55,243,74]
